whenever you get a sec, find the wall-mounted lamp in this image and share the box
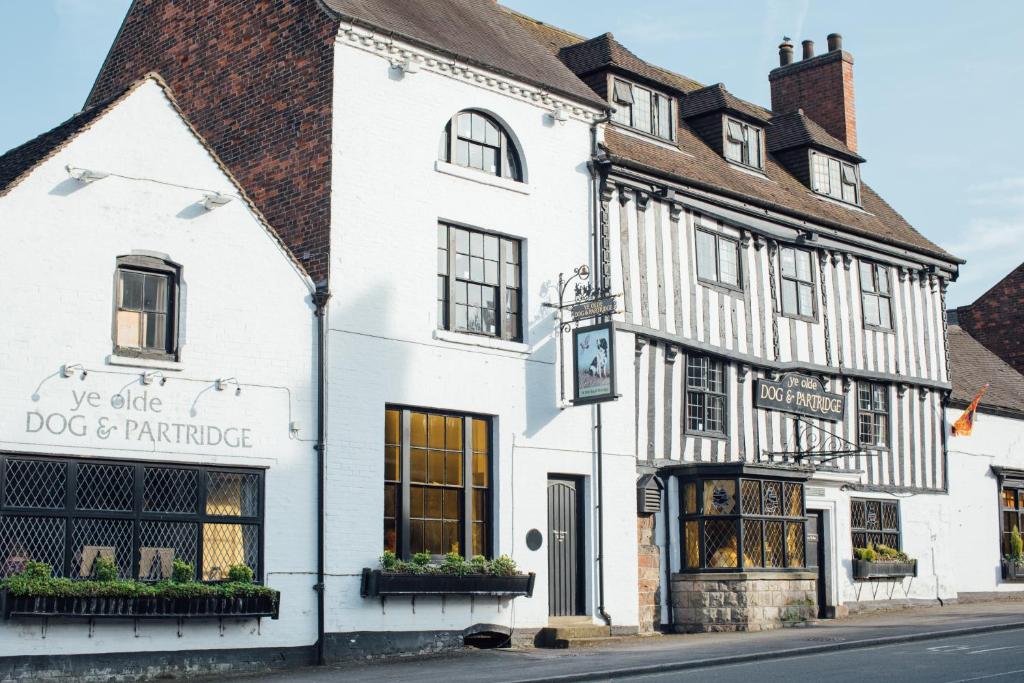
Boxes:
[392,57,421,75]
[141,371,166,386]
[550,107,569,124]
[202,193,233,211]
[215,377,241,395]
[61,363,86,379]
[66,165,109,183]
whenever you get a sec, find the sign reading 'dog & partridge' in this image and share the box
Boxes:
[754,372,845,422]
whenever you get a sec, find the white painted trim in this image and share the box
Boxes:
[434,160,531,194]
[106,354,184,371]
[432,329,530,356]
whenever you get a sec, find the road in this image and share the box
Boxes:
[620,629,1024,682]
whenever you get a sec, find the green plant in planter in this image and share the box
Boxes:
[376,553,522,576]
[1004,528,1024,569]
[227,564,255,584]
[469,555,488,574]
[489,555,518,577]
[380,550,398,571]
[440,552,467,576]
[92,556,118,582]
[411,552,432,567]
[172,559,194,584]
[853,546,877,562]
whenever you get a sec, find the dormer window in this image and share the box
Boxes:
[811,151,859,204]
[724,118,763,170]
[611,78,673,141]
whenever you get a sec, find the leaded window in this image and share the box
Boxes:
[114,255,178,359]
[724,117,763,170]
[439,110,522,181]
[859,261,893,330]
[1000,484,1024,557]
[384,407,491,559]
[695,228,741,289]
[680,476,806,571]
[611,78,674,141]
[686,355,726,436]
[780,246,816,319]
[851,498,900,550]
[437,223,521,341]
[0,455,263,581]
[812,152,859,204]
[857,382,890,448]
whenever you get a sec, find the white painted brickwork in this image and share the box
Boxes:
[0,80,318,656]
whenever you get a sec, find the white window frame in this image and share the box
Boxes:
[724,117,763,170]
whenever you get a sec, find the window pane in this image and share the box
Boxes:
[684,520,699,568]
[696,230,717,281]
[410,448,427,483]
[703,480,736,515]
[1004,488,1018,510]
[410,412,427,447]
[795,250,812,282]
[798,283,814,317]
[727,119,744,142]
[878,297,891,329]
[455,139,469,166]
[863,293,880,326]
[482,146,497,175]
[457,113,471,138]
[813,154,830,194]
[468,142,482,169]
[634,87,652,133]
[718,239,739,286]
[704,519,738,568]
[657,95,671,139]
[470,113,487,143]
[484,260,498,286]
[781,279,797,315]
[786,522,805,567]
[764,521,784,567]
[428,414,445,449]
[120,270,144,310]
[484,120,500,147]
[725,139,743,163]
[841,162,857,184]
[877,267,890,294]
[206,472,259,517]
[613,79,633,104]
[116,310,142,348]
[859,262,874,292]
[828,158,842,199]
[743,519,763,568]
[144,312,166,350]
[780,248,796,278]
[143,274,166,312]
[749,127,761,168]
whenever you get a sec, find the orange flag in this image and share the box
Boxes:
[952,384,989,437]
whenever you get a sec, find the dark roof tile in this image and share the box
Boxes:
[682,83,771,124]
[767,109,864,162]
[948,325,1024,417]
[556,32,703,94]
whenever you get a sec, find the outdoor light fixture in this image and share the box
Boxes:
[141,371,166,386]
[215,377,241,395]
[60,363,85,379]
[201,193,233,211]
[66,165,109,183]
[550,107,569,123]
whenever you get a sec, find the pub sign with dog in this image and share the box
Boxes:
[573,322,616,404]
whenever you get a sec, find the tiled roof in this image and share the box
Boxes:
[603,127,955,260]
[948,325,1024,418]
[0,99,115,196]
[767,110,864,162]
[321,0,605,108]
[556,32,703,94]
[501,6,585,53]
[682,83,772,124]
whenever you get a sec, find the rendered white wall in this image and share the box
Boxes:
[0,80,318,656]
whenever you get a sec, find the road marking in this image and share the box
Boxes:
[967,646,1018,655]
[946,668,1024,682]
[928,645,971,653]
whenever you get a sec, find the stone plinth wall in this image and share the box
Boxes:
[637,515,661,633]
[671,572,817,632]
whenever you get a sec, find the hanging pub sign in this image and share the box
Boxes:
[569,295,619,322]
[572,321,616,405]
[754,372,845,422]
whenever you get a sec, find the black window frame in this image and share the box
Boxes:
[850,498,901,551]
[439,110,523,182]
[437,222,522,342]
[857,381,890,449]
[997,473,1024,569]
[778,245,818,321]
[859,260,894,332]
[811,151,860,205]
[724,116,764,170]
[113,254,180,361]
[685,354,728,437]
[679,475,807,573]
[384,406,493,560]
[694,227,742,292]
[0,453,265,582]
[610,77,674,142]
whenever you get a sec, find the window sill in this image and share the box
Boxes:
[697,278,744,297]
[433,329,530,356]
[610,124,686,154]
[106,354,184,372]
[434,161,530,195]
[780,312,819,325]
[725,160,771,181]
[863,323,896,335]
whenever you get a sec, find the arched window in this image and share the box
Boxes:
[439,110,523,181]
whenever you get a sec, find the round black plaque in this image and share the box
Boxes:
[526,529,543,551]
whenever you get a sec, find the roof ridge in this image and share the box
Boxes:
[497,5,587,43]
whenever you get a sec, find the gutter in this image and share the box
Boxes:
[312,284,331,666]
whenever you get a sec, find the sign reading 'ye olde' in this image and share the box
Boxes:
[754,372,845,422]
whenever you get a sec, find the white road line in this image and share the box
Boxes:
[946,668,1024,682]
[968,646,1018,655]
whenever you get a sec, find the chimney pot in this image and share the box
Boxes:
[802,40,815,60]
[778,38,794,66]
[827,33,843,51]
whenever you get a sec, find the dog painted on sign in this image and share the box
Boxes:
[585,337,609,378]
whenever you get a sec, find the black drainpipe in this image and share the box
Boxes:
[312,283,331,666]
[590,109,613,627]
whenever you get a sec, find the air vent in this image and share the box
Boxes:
[637,474,664,515]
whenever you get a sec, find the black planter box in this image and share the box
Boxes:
[0,589,279,620]
[852,559,917,580]
[360,569,535,598]
[1002,561,1024,582]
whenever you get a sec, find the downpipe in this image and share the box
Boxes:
[312,284,331,666]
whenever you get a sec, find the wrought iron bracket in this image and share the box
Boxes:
[761,416,874,467]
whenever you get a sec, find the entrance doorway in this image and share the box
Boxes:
[547,476,585,616]
[806,510,832,618]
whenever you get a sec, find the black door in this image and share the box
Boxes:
[806,510,831,618]
[547,477,584,616]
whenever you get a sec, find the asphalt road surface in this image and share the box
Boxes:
[616,629,1024,683]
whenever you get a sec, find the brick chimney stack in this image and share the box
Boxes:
[770,33,857,152]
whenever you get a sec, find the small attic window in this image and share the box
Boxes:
[724,117,763,170]
[812,151,859,205]
[611,78,673,141]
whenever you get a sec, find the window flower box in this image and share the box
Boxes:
[0,588,279,620]
[852,559,917,580]
[360,568,535,598]
[1001,561,1024,582]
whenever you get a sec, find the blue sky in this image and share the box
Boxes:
[2,1,1021,307]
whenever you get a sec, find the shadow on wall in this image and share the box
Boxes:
[522,280,558,439]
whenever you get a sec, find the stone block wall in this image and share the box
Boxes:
[637,515,661,633]
[671,572,817,632]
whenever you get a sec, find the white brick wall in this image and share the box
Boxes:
[0,80,318,656]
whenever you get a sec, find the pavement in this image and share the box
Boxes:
[224,601,1024,683]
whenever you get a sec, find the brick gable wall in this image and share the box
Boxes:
[87,0,339,282]
[769,52,857,153]
[957,263,1024,376]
